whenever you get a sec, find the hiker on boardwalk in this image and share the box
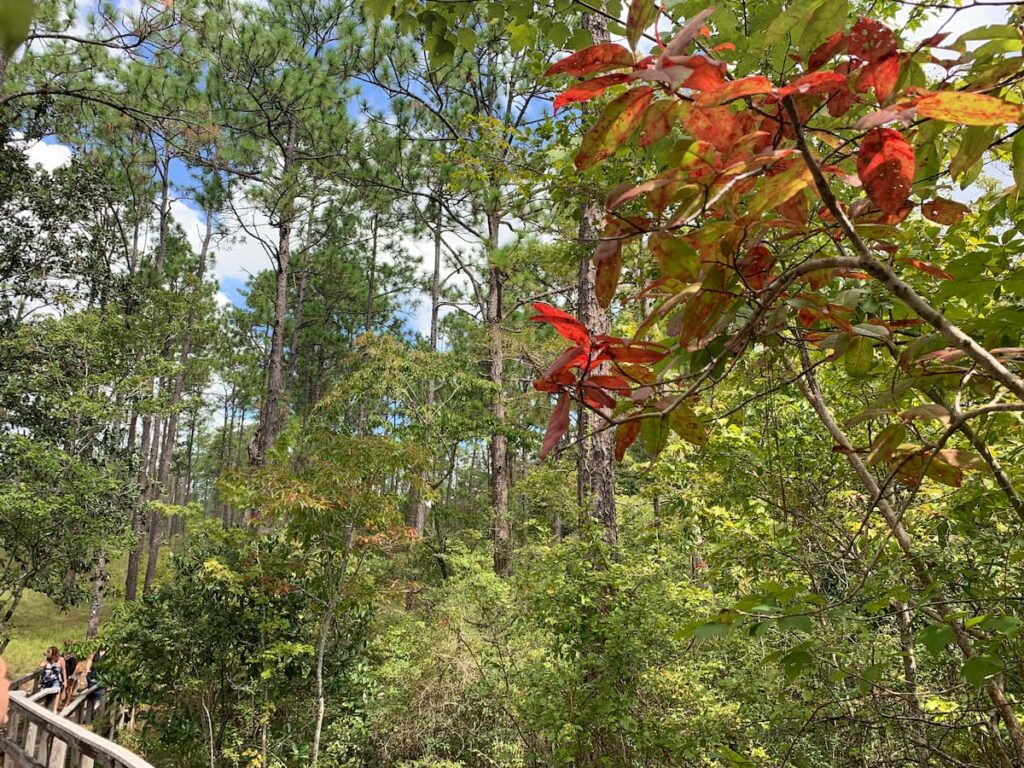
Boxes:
[61,640,80,707]
[38,645,66,711]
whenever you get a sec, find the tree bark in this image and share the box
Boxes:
[86,552,106,640]
[250,119,298,467]
[573,10,617,548]
[486,212,511,576]
[125,410,152,602]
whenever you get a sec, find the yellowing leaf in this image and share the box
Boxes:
[576,87,655,171]
[749,163,812,216]
[916,91,1022,126]
[0,0,33,55]
[670,404,706,446]
[844,335,874,377]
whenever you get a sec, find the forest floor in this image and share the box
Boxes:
[5,549,172,675]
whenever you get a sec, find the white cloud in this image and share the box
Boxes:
[21,139,72,171]
[170,197,274,284]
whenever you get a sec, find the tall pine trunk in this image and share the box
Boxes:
[144,207,213,593]
[486,212,510,575]
[250,120,298,467]
[575,10,617,547]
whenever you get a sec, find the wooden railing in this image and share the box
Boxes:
[1,675,152,768]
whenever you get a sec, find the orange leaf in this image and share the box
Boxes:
[921,198,969,225]
[697,75,774,106]
[856,54,901,102]
[546,43,635,77]
[902,258,954,281]
[614,420,641,461]
[576,87,655,170]
[553,74,631,113]
[595,246,622,308]
[856,127,914,215]
[915,91,1022,126]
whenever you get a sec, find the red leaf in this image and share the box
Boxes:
[848,17,898,63]
[541,345,589,379]
[902,258,954,281]
[553,74,631,113]
[921,198,969,225]
[576,86,655,170]
[856,54,901,102]
[539,393,571,459]
[606,343,668,363]
[915,91,1022,126]
[807,31,846,70]
[697,75,774,106]
[585,374,633,395]
[856,128,915,215]
[671,54,727,91]
[738,245,774,290]
[711,42,736,52]
[683,105,749,151]
[531,302,591,347]
[614,420,641,461]
[546,43,635,77]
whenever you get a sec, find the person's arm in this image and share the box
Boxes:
[0,657,9,727]
[59,658,67,688]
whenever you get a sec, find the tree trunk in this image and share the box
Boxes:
[310,530,354,768]
[144,201,213,593]
[86,553,106,640]
[573,10,617,548]
[125,411,152,602]
[486,212,511,576]
[250,120,298,467]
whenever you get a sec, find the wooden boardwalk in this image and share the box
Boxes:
[1,672,152,768]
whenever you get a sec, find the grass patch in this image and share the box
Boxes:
[3,545,175,676]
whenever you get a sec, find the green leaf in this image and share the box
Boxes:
[765,0,823,47]
[641,413,669,456]
[0,0,33,56]
[844,336,874,377]
[1012,130,1024,196]
[778,615,814,633]
[456,26,477,50]
[961,654,1003,686]
[781,649,813,682]
[950,126,997,183]
[797,0,848,56]
[918,624,955,657]
[509,22,537,52]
